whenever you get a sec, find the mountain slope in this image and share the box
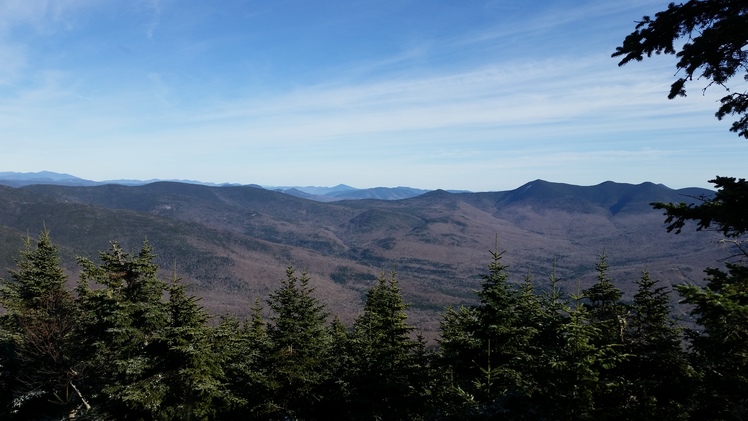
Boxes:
[0,180,721,338]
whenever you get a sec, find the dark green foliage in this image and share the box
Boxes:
[211,315,250,416]
[579,253,630,415]
[653,176,748,240]
[619,270,692,419]
[436,252,637,420]
[0,231,82,419]
[437,250,544,418]
[73,242,237,420]
[157,278,232,420]
[345,272,429,420]
[543,286,625,421]
[437,305,482,417]
[572,258,631,416]
[213,301,274,419]
[4,230,748,419]
[613,0,748,138]
[266,267,333,420]
[75,241,170,418]
[319,316,353,419]
[678,263,748,420]
[583,253,626,345]
[527,269,568,418]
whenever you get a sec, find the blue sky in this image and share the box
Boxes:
[1,0,745,191]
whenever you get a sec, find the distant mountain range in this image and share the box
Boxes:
[0,171,446,201]
[0,171,239,188]
[0,171,723,339]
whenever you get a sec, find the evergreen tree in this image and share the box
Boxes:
[678,263,748,420]
[157,277,232,420]
[615,12,748,414]
[581,253,628,416]
[437,250,540,419]
[266,267,332,420]
[317,315,352,419]
[618,270,692,420]
[437,304,482,417]
[529,266,569,419]
[509,273,551,417]
[0,231,83,419]
[214,300,274,419]
[345,272,429,420]
[544,284,625,421]
[75,241,169,418]
[583,252,626,346]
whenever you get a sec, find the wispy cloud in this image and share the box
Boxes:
[0,0,100,87]
[0,0,743,190]
[178,55,709,145]
[0,45,728,157]
[0,0,97,34]
[143,0,161,40]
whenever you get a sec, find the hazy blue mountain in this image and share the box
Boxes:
[270,185,434,201]
[327,186,431,200]
[0,171,81,181]
[0,171,241,188]
[0,172,430,200]
[294,184,357,196]
[0,171,93,187]
[279,187,341,202]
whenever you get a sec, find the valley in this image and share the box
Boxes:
[0,178,724,338]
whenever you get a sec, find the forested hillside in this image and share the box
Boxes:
[0,180,722,337]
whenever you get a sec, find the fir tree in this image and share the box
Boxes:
[75,241,169,418]
[678,263,748,420]
[316,315,352,419]
[0,231,83,419]
[529,265,569,419]
[266,267,332,420]
[508,273,550,416]
[214,299,274,420]
[157,277,232,420]
[580,253,628,416]
[346,272,429,420]
[583,252,626,345]
[618,270,692,420]
[544,283,626,421]
[437,304,482,417]
[437,250,540,418]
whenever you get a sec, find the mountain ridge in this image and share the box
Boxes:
[0,171,436,200]
[0,174,722,339]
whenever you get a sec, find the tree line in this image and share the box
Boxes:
[0,230,746,420]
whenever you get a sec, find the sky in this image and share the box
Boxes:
[0,0,745,191]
